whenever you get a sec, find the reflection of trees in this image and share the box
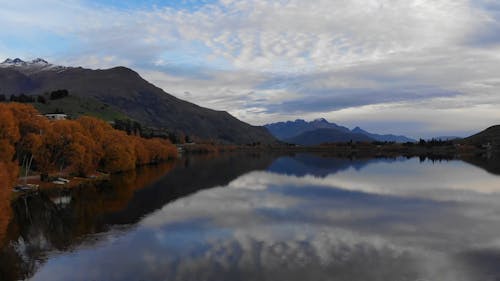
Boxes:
[0,153,275,281]
[101,153,275,224]
[0,184,11,246]
[0,162,176,281]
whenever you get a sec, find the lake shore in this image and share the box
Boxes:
[12,142,496,200]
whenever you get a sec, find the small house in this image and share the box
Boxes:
[44,113,68,120]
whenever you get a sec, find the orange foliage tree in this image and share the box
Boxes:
[101,130,137,173]
[0,103,177,179]
[0,104,21,243]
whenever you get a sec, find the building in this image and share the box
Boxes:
[44,114,68,120]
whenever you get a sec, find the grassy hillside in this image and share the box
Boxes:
[32,95,128,121]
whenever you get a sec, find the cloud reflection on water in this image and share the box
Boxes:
[31,156,500,281]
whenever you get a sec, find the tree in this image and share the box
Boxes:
[18,94,34,103]
[49,89,69,100]
[0,105,20,162]
[0,104,177,179]
[101,130,137,173]
[37,95,47,104]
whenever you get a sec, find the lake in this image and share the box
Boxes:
[1,153,500,281]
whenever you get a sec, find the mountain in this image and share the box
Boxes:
[0,58,276,144]
[285,128,374,146]
[351,127,415,143]
[0,58,66,74]
[461,125,500,146]
[264,118,350,140]
[265,118,414,143]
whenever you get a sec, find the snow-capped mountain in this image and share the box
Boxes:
[0,58,65,74]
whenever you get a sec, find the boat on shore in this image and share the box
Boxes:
[13,184,39,193]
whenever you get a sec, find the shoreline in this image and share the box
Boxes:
[10,145,497,201]
[11,159,179,200]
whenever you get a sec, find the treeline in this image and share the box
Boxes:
[0,103,178,183]
[0,89,70,104]
[113,118,192,144]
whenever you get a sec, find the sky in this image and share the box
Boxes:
[1,0,500,138]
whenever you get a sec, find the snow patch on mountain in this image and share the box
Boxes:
[0,57,66,73]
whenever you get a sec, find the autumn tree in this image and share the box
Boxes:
[101,130,137,173]
[8,103,49,175]
[0,103,177,179]
[0,104,20,162]
[0,105,21,242]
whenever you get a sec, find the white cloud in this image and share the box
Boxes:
[0,0,499,136]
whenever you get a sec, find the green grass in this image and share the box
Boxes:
[33,95,128,121]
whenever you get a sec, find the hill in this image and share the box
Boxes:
[462,125,500,146]
[0,58,276,144]
[285,128,374,146]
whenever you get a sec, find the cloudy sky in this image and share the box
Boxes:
[1,0,499,138]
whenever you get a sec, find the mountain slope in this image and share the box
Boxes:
[0,58,276,144]
[265,118,350,140]
[285,128,374,146]
[461,125,500,146]
[351,127,415,143]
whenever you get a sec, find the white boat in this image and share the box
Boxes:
[57,178,70,183]
[52,180,67,185]
[14,184,39,192]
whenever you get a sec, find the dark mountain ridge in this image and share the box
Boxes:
[351,126,415,143]
[265,118,415,144]
[265,118,351,140]
[0,58,276,144]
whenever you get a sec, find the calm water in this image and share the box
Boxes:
[2,153,500,281]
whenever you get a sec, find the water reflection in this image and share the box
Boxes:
[0,153,276,281]
[2,153,500,281]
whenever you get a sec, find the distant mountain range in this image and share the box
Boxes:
[265,119,415,145]
[351,126,415,143]
[285,128,374,145]
[0,58,276,144]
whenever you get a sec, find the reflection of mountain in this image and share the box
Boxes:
[102,153,275,225]
[268,154,403,178]
[462,154,500,176]
[0,154,275,281]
